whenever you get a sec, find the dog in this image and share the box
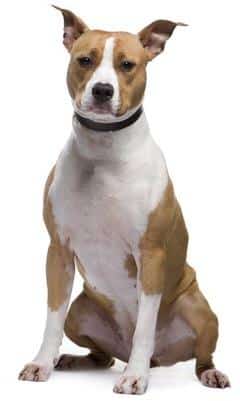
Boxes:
[19,5,230,394]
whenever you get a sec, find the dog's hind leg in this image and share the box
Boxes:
[55,326,114,370]
[55,291,121,371]
[173,281,230,389]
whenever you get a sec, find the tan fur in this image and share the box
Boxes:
[83,282,115,317]
[67,30,110,102]
[63,273,219,376]
[172,280,218,378]
[113,33,147,115]
[43,167,74,311]
[64,292,125,360]
[124,254,137,278]
[55,7,185,120]
[64,295,102,353]
[140,248,166,294]
[139,180,189,297]
[66,30,147,115]
[56,353,114,370]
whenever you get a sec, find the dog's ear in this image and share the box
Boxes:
[52,5,89,52]
[138,20,187,61]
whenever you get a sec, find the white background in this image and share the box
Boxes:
[0,0,239,399]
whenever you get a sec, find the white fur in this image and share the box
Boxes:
[78,37,120,122]
[114,293,162,394]
[49,112,168,336]
[128,293,162,373]
[34,303,68,366]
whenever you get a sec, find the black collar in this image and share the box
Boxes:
[74,107,143,132]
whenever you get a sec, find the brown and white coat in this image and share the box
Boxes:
[19,6,230,394]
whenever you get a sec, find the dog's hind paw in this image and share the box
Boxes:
[18,363,52,382]
[113,374,148,395]
[200,369,230,389]
[55,353,114,370]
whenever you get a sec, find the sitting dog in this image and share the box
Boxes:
[19,6,230,394]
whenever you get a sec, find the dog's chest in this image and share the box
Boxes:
[54,159,150,244]
[49,136,168,321]
[51,165,143,319]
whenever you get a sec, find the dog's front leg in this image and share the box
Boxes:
[114,249,164,394]
[19,240,74,382]
[114,292,161,394]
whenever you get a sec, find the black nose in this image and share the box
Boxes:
[92,83,114,103]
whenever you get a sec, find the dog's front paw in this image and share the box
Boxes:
[113,374,148,395]
[18,363,53,382]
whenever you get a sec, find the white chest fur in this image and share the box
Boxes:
[49,113,168,323]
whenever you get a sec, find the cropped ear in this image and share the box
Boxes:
[138,20,187,61]
[52,5,89,51]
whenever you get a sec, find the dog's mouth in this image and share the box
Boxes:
[87,100,114,115]
[74,99,119,123]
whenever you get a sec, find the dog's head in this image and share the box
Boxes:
[54,6,185,122]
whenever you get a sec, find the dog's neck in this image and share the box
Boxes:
[74,107,143,132]
[72,109,152,164]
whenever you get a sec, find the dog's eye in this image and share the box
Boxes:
[121,60,136,71]
[78,56,92,67]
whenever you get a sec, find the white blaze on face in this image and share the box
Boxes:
[80,37,120,120]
